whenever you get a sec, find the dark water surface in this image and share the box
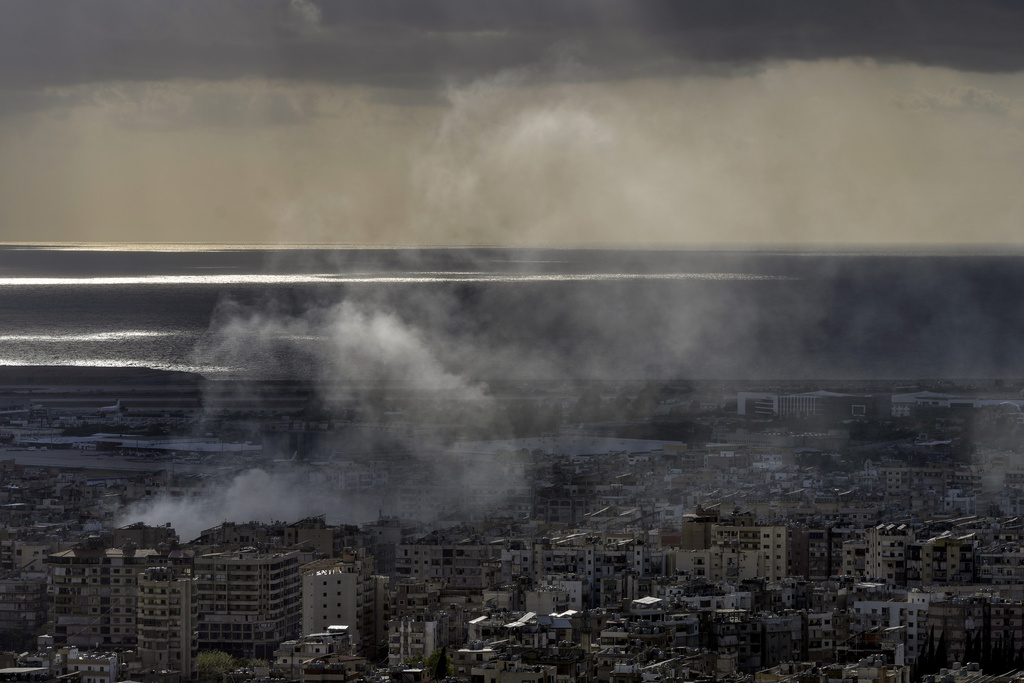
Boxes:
[1,244,1023,380]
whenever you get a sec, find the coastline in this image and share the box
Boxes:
[0,365,205,385]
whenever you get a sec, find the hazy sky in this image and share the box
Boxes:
[3,1,1024,246]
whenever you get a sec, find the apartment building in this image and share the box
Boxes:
[394,542,501,590]
[48,545,166,648]
[388,606,466,668]
[137,565,197,678]
[0,574,47,632]
[194,549,301,659]
[906,535,976,586]
[66,650,118,683]
[301,553,376,656]
[864,524,913,585]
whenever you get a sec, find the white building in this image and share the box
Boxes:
[274,630,351,681]
[67,651,118,683]
[301,554,374,655]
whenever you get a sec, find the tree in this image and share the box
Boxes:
[432,647,449,681]
[918,626,936,678]
[424,647,453,679]
[963,630,974,666]
[237,659,269,671]
[935,631,948,672]
[198,650,237,683]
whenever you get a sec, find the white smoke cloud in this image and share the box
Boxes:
[150,286,558,535]
[117,468,379,543]
[195,297,487,397]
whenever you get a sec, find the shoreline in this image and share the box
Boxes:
[0,366,205,385]
[2,364,1022,389]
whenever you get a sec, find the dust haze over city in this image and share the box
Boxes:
[4,2,1024,681]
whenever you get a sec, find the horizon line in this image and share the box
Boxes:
[4,241,1024,255]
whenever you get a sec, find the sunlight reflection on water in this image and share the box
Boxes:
[0,331,175,342]
[0,272,793,286]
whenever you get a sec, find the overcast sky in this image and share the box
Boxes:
[3,0,1024,245]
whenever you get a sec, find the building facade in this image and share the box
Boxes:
[194,550,302,659]
[137,566,197,678]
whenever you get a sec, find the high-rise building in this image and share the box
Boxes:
[137,566,197,678]
[300,553,376,656]
[0,574,48,632]
[194,550,301,659]
[48,544,166,648]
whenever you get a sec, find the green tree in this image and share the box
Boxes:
[236,659,269,671]
[424,648,454,679]
[918,626,936,678]
[935,631,948,671]
[963,630,977,666]
[432,647,449,680]
[402,654,424,668]
[198,650,237,683]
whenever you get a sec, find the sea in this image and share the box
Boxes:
[2,243,1024,383]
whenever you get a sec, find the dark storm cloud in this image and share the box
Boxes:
[3,0,1024,93]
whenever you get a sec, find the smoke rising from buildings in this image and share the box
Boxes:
[194,294,490,395]
[31,2,1024,542]
[117,468,381,544]
[117,287,539,536]
[186,246,1024,383]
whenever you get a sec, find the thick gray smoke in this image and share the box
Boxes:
[116,468,380,543]
[195,296,488,395]
[119,291,536,535]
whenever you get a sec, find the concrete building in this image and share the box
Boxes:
[194,549,302,659]
[388,606,467,669]
[712,519,790,582]
[282,517,363,557]
[394,541,502,590]
[136,566,197,678]
[907,535,976,587]
[0,574,47,632]
[977,544,1024,584]
[66,650,118,683]
[738,391,889,419]
[806,612,836,663]
[273,630,353,681]
[673,512,790,582]
[865,524,914,585]
[470,660,556,683]
[48,545,166,648]
[300,553,376,656]
[300,654,371,683]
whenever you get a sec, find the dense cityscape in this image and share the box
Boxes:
[6,2,1024,683]
[3,368,1024,683]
